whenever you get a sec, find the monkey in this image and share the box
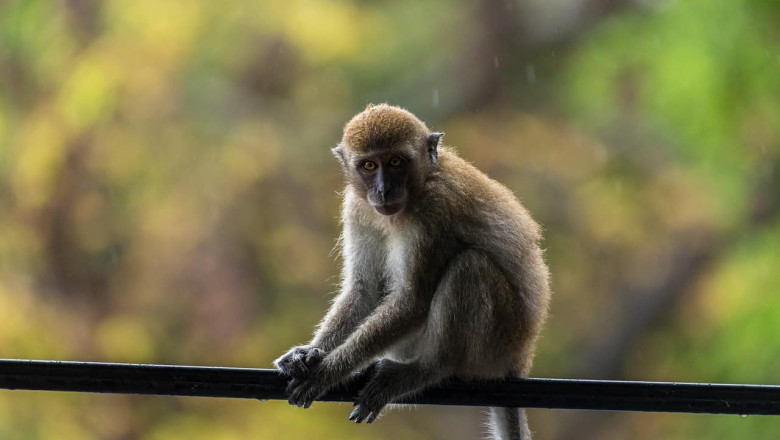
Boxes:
[274,104,550,440]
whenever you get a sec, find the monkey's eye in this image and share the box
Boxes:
[388,157,404,167]
[361,161,377,171]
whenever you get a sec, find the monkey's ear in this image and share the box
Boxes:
[332,145,346,166]
[427,132,444,164]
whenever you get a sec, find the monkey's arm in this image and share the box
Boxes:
[275,287,374,378]
[310,280,377,352]
[324,288,430,375]
[275,222,384,377]
[286,245,439,407]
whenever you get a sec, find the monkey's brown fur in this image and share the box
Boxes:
[343,104,429,154]
[275,104,551,440]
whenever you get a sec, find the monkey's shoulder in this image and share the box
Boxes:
[420,149,542,242]
[428,150,528,212]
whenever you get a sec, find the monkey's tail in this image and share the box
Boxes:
[487,407,531,440]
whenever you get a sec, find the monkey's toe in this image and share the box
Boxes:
[349,406,377,423]
[349,398,386,424]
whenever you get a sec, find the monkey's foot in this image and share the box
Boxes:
[286,376,327,409]
[274,346,325,379]
[349,371,390,424]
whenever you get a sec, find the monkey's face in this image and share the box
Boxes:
[354,152,413,216]
[334,104,443,216]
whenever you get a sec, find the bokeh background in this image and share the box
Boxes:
[1,0,779,439]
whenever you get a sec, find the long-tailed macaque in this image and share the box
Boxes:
[275,104,550,440]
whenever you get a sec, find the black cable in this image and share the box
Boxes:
[0,359,778,415]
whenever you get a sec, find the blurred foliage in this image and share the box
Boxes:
[0,0,779,439]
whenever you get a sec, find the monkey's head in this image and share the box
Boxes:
[333,104,443,216]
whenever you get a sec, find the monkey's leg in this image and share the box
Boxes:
[352,248,521,425]
[350,359,449,423]
[426,249,534,440]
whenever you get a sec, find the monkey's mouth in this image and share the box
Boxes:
[372,202,404,216]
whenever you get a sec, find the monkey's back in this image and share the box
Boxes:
[423,147,551,351]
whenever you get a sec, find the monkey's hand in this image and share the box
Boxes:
[274,346,326,379]
[286,370,330,409]
[286,354,353,408]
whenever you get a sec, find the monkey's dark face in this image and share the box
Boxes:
[334,104,443,216]
[355,152,413,216]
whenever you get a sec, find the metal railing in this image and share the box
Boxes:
[0,359,778,414]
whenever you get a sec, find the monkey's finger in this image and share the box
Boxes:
[290,356,310,377]
[288,387,307,407]
[283,352,311,376]
[276,357,299,377]
[300,388,320,408]
[277,346,316,375]
[277,365,295,378]
[285,378,300,392]
[366,411,378,424]
[273,356,289,372]
[285,378,303,402]
[304,348,325,367]
[287,381,320,408]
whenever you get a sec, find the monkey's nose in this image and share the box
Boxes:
[375,186,389,203]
